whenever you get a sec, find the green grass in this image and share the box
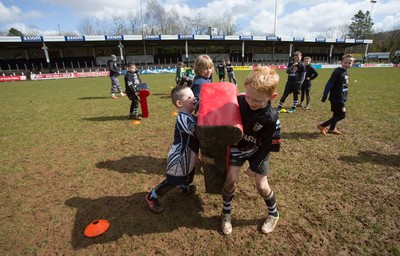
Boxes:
[0,67,399,255]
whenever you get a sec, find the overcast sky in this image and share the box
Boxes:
[0,0,399,38]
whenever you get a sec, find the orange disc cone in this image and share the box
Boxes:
[171,112,178,116]
[84,219,110,238]
[132,120,141,125]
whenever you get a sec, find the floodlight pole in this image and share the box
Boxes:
[370,0,377,18]
[118,42,124,66]
[42,42,52,73]
[242,41,245,66]
[329,44,334,64]
[364,0,376,63]
[140,0,148,68]
[369,0,377,34]
[185,40,189,66]
[272,0,277,63]
[273,0,277,36]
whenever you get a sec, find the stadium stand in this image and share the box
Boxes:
[0,35,373,74]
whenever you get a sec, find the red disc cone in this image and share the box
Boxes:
[84,219,110,238]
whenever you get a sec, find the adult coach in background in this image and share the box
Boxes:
[107,54,125,99]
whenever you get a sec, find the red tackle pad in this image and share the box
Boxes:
[196,82,243,149]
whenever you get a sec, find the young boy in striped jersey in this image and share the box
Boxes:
[145,86,199,212]
[124,62,143,120]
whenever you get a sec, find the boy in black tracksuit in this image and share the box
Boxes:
[124,62,142,120]
[299,56,319,109]
[318,54,355,136]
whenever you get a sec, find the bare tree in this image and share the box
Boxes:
[179,16,195,34]
[187,13,208,34]
[210,16,238,35]
[165,9,183,34]
[318,24,349,38]
[127,11,142,34]
[78,18,95,35]
[146,0,165,34]
[75,0,239,36]
[94,18,109,35]
[335,24,350,38]
[112,16,130,35]
[78,17,111,35]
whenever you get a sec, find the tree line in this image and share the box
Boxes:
[2,5,399,56]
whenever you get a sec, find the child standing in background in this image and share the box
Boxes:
[276,51,306,113]
[175,62,185,85]
[225,59,237,86]
[184,64,195,80]
[177,64,195,87]
[124,62,142,120]
[216,60,226,82]
[299,57,319,109]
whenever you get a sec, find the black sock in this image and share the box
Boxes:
[263,190,278,217]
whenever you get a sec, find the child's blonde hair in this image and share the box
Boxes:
[244,67,279,96]
[127,62,136,68]
[304,56,312,61]
[194,55,214,76]
[342,54,354,60]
